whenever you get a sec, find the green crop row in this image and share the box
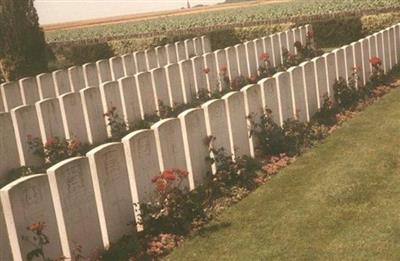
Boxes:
[45,0,400,43]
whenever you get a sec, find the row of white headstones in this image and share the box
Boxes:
[2,23,400,260]
[0,25,312,180]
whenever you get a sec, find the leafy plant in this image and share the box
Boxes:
[333,77,359,110]
[104,106,129,140]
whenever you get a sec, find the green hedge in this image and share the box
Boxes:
[47,11,400,72]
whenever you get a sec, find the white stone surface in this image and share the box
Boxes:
[166,63,185,106]
[278,32,289,57]
[333,48,346,81]
[242,84,264,157]
[286,30,295,54]
[276,71,294,123]
[37,73,56,99]
[118,76,142,126]
[0,113,20,181]
[245,41,258,78]
[145,49,158,70]
[100,81,125,137]
[360,38,371,85]
[204,52,219,93]
[11,105,43,167]
[53,69,72,96]
[191,56,208,94]
[184,39,196,59]
[388,27,397,69]
[121,53,137,77]
[375,33,386,72]
[47,157,103,258]
[235,44,249,78]
[225,46,239,82]
[259,77,281,125]
[122,129,161,203]
[59,92,89,143]
[97,59,113,83]
[343,45,355,82]
[382,29,392,71]
[179,108,210,189]
[263,35,276,66]
[166,44,178,64]
[175,41,187,61]
[110,56,125,81]
[134,51,147,73]
[68,66,86,92]
[87,143,135,247]
[152,119,189,188]
[179,59,196,103]
[271,34,282,66]
[254,38,265,69]
[0,174,63,260]
[352,41,364,86]
[19,77,40,105]
[36,98,65,143]
[215,49,229,91]
[151,67,172,109]
[0,198,12,261]
[83,63,100,87]
[302,61,319,119]
[193,37,203,56]
[155,46,168,67]
[312,56,329,107]
[323,52,337,97]
[201,35,212,53]
[223,91,251,157]
[80,87,108,144]
[288,66,308,122]
[1,82,23,112]
[135,72,157,118]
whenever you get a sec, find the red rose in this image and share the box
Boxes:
[369,56,382,66]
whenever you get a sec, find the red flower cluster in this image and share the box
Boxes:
[26,222,45,235]
[260,52,269,61]
[369,56,382,66]
[151,169,189,193]
[307,30,314,39]
[203,68,210,74]
[219,65,228,75]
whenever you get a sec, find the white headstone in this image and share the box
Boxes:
[254,38,265,69]
[271,34,282,66]
[166,63,185,106]
[155,46,168,67]
[245,41,258,78]
[263,35,276,66]
[202,35,212,53]
[68,66,86,92]
[134,51,147,73]
[201,99,231,152]
[225,46,239,82]
[215,49,229,91]
[0,113,20,181]
[11,105,43,167]
[152,119,189,189]
[278,32,289,58]
[375,33,386,72]
[110,56,125,81]
[394,25,400,63]
[87,143,135,247]
[0,174,63,260]
[193,37,203,56]
[204,53,219,93]
[192,56,208,94]
[259,77,281,125]
[235,44,250,78]
[175,41,187,61]
[100,81,125,137]
[145,49,158,70]
[223,91,251,157]
[333,48,346,81]
[83,63,100,87]
[151,67,172,109]
[302,61,318,118]
[242,84,264,157]
[97,59,113,83]
[343,45,355,82]
[53,69,72,96]
[166,44,178,64]
[360,39,371,85]
[388,27,397,69]
[312,56,329,106]
[135,72,157,118]
[288,66,308,122]
[352,41,364,86]
[286,30,295,54]
[19,77,40,105]
[299,26,307,46]
[179,59,196,103]
[184,39,196,59]
[179,108,210,189]
[36,98,65,143]
[80,87,108,144]
[122,129,161,203]
[1,82,23,112]
[292,28,302,54]
[118,76,142,126]
[382,29,391,71]
[275,71,294,123]
[59,92,89,143]
[121,53,137,77]
[47,157,103,258]
[323,52,337,97]
[37,73,56,99]
[367,35,377,58]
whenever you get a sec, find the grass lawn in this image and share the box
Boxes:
[166,86,400,260]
